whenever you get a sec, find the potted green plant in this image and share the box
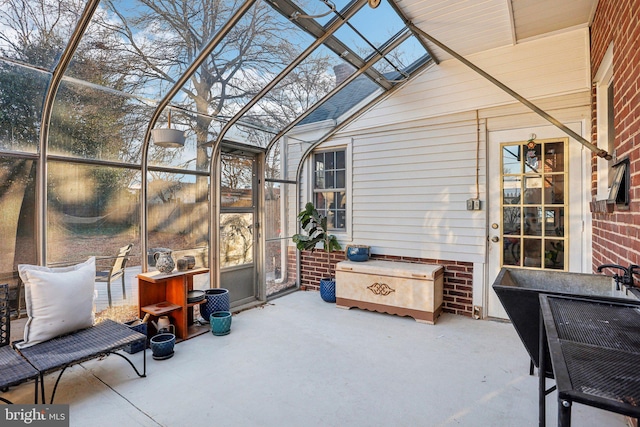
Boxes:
[292,202,341,302]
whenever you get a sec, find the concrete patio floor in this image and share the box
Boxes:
[3,291,628,427]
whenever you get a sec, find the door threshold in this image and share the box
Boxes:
[231,298,266,314]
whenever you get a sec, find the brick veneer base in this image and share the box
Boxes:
[296,249,473,317]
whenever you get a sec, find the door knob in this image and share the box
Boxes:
[491,236,500,243]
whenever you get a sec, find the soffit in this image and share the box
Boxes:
[397,0,598,59]
[511,0,598,41]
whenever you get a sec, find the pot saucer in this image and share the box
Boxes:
[152,351,174,360]
[187,290,205,303]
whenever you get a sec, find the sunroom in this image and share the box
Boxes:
[0,0,614,318]
[1,0,437,315]
[1,0,639,424]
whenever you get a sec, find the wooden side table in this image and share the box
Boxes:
[137,268,209,340]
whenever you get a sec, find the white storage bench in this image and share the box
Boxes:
[335,260,444,324]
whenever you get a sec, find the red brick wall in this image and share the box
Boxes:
[296,250,474,317]
[590,0,640,269]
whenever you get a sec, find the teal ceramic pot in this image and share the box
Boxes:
[210,311,232,336]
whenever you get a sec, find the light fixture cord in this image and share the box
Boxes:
[475,110,480,200]
[291,0,336,20]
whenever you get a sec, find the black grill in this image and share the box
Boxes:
[550,298,640,352]
[545,296,640,414]
[562,342,640,405]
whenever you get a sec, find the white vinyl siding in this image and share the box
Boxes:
[314,29,592,265]
[348,118,487,263]
[347,28,590,132]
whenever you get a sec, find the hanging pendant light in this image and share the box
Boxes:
[151,109,185,148]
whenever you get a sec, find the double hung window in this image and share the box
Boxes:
[313,149,346,231]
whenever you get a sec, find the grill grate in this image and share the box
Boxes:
[549,298,640,352]
[562,341,640,405]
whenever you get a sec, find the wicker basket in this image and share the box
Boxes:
[123,320,147,354]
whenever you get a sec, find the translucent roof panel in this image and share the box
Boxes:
[158,0,317,157]
[49,79,153,163]
[297,73,381,126]
[290,0,353,27]
[183,3,316,120]
[64,0,248,101]
[332,0,406,59]
[0,59,49,153]
[224,121,277,149]
[237,45,355,133]
[373,35,431,83]
[0,0,89,71]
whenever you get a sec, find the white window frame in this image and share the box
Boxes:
[594,42,614,200]
[305,138,352,243]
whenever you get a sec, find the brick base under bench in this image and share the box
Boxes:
[335,260,444,324]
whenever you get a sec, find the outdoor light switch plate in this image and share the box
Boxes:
[466,198,481,211]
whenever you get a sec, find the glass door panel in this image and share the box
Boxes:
[220,213,254,267]
[220,150,257,306]
[265,181,297,296]
[500,139,567,270]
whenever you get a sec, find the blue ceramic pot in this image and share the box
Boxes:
[320,278,336,303]
[210,311,232,336]
[150,333,175,358]
[346,245,370,262]
[201,288,230,322]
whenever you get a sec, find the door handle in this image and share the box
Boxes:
[490,236,499,243]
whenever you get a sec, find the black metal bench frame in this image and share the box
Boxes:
[0,284,40,404]
[1,282,147,404]
[15,319,147,404]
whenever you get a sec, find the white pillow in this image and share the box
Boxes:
[16,257,96,349]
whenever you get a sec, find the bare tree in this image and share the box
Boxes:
[84,0,314,201]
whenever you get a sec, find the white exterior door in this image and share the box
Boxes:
[486,123,589,319]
